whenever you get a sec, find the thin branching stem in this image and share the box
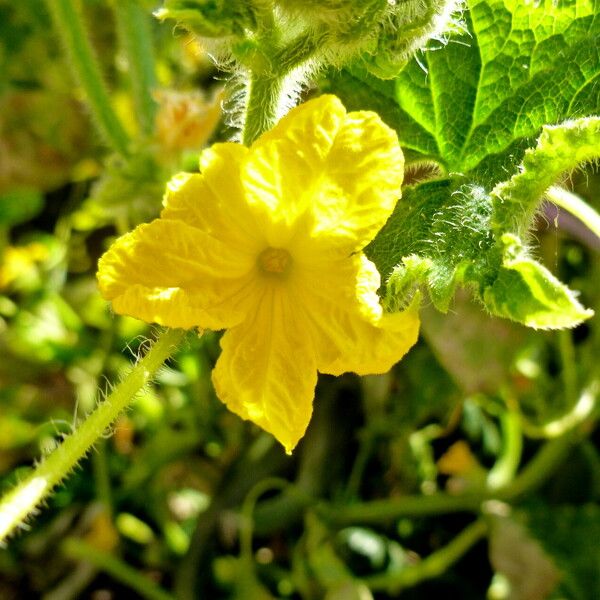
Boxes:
[317,427,580,526]
[62,538,176,600]
[364,519,488,593]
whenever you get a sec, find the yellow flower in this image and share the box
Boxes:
[154,88,223,154]
[97,95,419,453]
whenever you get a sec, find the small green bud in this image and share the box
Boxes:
[276,0,390,65]
[482,233,594,329]
[363,0,461,79]
[276,0,460,75]
[155,0,260,39]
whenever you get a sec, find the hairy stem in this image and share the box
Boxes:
[0,328,186,543]
[113,0,157,136]
[45,0,130,155]
[241,72,285,145]
[239,27,324,145]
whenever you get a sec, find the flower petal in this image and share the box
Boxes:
[97,219,256,330]
[161,144,262,254]
[212,285,317,453]
[297,254,420,375]
[241,95,404,253]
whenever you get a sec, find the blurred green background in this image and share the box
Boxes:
[1,2,599,599]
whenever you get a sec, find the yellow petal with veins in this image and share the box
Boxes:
[97,219,257,330]
[212,285,317,453]
[296,254,420,376]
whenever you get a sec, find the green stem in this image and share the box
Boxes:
[499,431,577,501]
[93,440,113,517]
[344,434,374,500]
[113,0,157,136]
[46,0,130,155]
[318,492,485,525]
[364,519,487,593]
[0,328,186,543]
[520,382,598,438]
[558,328,578,407]
[239,30,324,145]
[62,538,175,600]
[546,185,600,242]
[487,410,523,490]
[319,431,579,526]
[239,478,289,567]
[241,72,285,145]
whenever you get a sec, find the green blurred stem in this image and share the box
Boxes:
[558,329,578,406]
[46,0,130,155]
[487,410,523,490]
[113,0,157,136]
[92,440,113,517]
[499,430,578,501]
[239,478,290,566]
[364,519,487,593]
[546,185,600,242]
[0,228,8,257]
[319,431,578,526]
[318,491,485,524]
[62,538,175,600]
[0,328,185,543]
[345,433,375,500]
[520,382,598,438]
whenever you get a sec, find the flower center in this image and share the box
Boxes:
[258,247,292,276]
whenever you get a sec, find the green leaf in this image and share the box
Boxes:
[368,179,495,311]
[323,70,439,161]
[492,116,600,235]
[327,0,600,180]
[357,1,600,327]
[369,175,594,328]
[482,234,593,329]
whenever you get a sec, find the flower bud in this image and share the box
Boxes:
[155,0,260,39]
[362,0,461,79]
[276,0,389,65]
[154,89,223,154]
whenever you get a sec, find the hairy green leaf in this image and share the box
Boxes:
[368,179,495,311]
[359,2,600,328]
[328,0,600,181]
[482,234,593,328]
[492,116,600,235]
